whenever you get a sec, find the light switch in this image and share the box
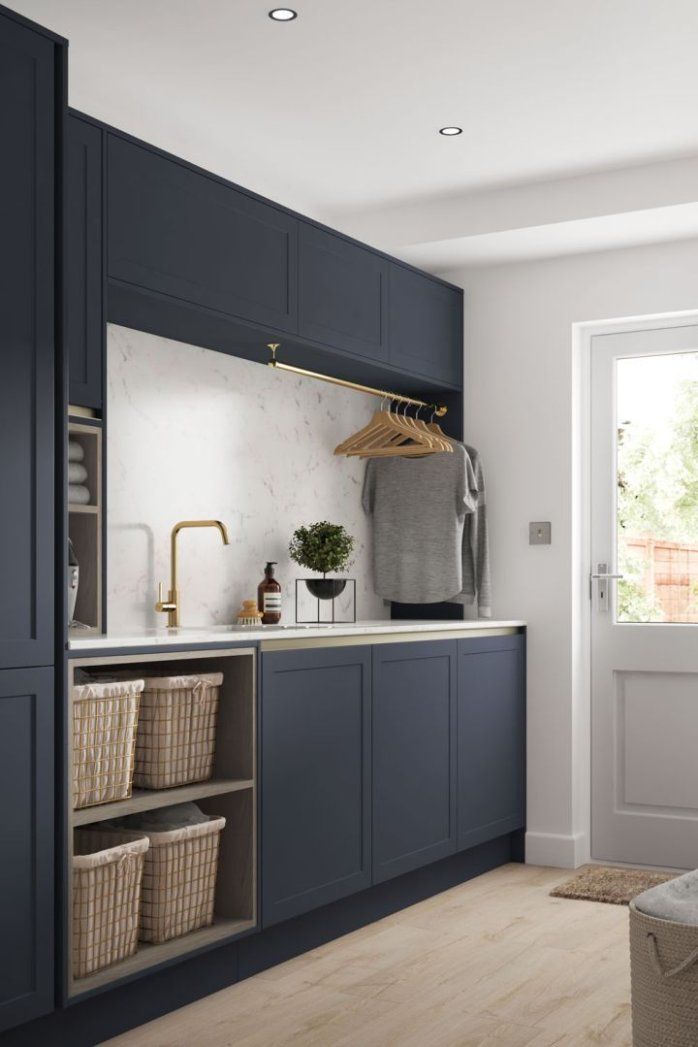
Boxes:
[529,521,551,545]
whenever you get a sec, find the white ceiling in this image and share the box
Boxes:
[11,0,698,267]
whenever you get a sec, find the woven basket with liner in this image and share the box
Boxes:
[72,679,143,809]
[630,899,698,1046]
[72,829,149,979]
[134,672,223,790]
[137,814,226,943]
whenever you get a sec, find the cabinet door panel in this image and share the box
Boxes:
[373,641,457,883]
[261,646,371,926]
[458,636,525,850]
[389,265,462,386]
[108,135,298,332]
[298,224,388,360]
[0,668,54,1032]
[67,114,103,409]
[0,14,54,669]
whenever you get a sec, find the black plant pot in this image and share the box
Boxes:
[305,577,347,601]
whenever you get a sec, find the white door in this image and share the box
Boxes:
[591,322,698,869]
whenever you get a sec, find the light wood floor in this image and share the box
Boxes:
[104,864,632,1047]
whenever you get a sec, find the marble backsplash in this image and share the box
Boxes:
[106,324,387,630]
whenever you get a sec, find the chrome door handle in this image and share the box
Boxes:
[592,563,623,611]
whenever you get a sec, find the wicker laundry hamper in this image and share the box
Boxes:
[134,673,223,789]
[630,900,698,1046]
[72,679,143,809]
[138,815,226,943]
[72,829,149,979]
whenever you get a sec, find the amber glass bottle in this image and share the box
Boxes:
[258,561,282,624]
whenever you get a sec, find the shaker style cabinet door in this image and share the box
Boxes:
[298,223,389,361]
[67,113,104,410]
[457,636,525,850]
[107,134,298,333]
[0,668,54,1032]
[0,13,55,670]
[372,641,457,883]
[388,264,463,387]
[261,646,371,927]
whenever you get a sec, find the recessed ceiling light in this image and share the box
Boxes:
[269,8,297,20]
[439,126,463,136]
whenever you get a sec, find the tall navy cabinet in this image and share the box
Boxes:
[457,635,525,850]
[0,669,54,1032]
[0,11,55,671]
[0,7,60,1032]
[372,641,457,882]
[261,647,372,927]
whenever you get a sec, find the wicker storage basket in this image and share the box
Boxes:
[134,673,223,790]
[138,815,226,943]
[72,829,149,979]
[630,900,698,1046]
[72,679,143,809]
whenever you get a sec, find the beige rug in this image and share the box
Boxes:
[550,864,677,906]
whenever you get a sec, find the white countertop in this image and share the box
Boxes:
[69,619,525,651]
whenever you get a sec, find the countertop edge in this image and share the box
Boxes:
[68,619,526,654]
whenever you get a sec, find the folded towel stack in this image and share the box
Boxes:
[68,439,91,504]
[69,485,91,505]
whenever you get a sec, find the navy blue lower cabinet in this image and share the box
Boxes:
[0,668,54,1033]
[457,636,525,850]
[372,641,458,883]
[261,646,371,927]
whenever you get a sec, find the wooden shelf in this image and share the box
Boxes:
[71,917,256,996]
[68,420,102,633]
[66,648,257,1000]
[68,503,98,514]
[72,777,254,826]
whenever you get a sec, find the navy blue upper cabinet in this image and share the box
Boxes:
[372,641,457,883]
[298,224,389,361]
[389,264,463,387]
[107,134,298,333]
[0,13,55,670]
[261,646,371,927]
[457,636,525,850]
[67,113,103,410]
[0,668,54,1032]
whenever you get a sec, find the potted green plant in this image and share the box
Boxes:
[289,521,355,600]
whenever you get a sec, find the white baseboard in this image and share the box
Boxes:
[525,831,589,869]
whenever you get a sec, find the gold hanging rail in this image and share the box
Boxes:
[266,344,448,417]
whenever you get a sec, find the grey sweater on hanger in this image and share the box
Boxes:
[449,444,491,617]
[362,443,491,615]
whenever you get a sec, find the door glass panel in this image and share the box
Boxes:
[617,351,698,623]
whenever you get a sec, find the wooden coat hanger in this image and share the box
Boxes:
[335,399,437,457]
[350,402,451,458]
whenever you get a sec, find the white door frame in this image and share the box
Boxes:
[572,308,698,869]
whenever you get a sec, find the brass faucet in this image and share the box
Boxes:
[155,520,230,628]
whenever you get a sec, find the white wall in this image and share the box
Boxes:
[443,237,698,867]
[106,325,387,631]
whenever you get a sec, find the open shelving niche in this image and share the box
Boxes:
[67,646,257,998]
[68,418,103,635]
